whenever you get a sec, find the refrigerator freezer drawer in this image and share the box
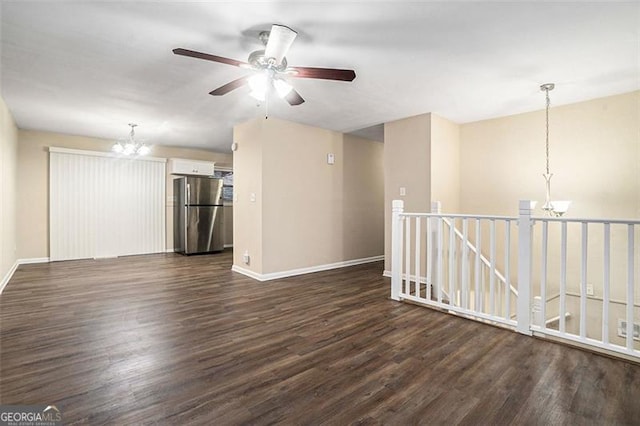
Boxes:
[184,206,224,254]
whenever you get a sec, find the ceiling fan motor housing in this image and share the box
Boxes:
[248,50,288,72]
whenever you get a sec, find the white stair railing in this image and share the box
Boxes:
[391,200,520,328]
[391,199,640,361]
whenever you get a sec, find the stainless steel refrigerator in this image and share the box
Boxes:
[173,176,224,254]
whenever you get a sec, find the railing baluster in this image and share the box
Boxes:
[626,224,634,351]
[490,220,496,316]
[603,223,610,344]
[540,221,548,329]
[475,219,481,312]
[505,220,511,320]
[462,218,469,309]
[405,217,411,296]
[426,216,432,301]
[580,222,588,339]
[449,218,455,306]
[560,221,568,334]
[415,217,421,298]
[437,217,443,304]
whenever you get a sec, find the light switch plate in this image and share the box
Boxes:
[327,153,335,165]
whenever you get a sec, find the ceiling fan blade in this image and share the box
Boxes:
[289,66,356,82]
[209,76,250,96]
[264,24,297,65]
[285,88,305,106]
[173,48,248,68]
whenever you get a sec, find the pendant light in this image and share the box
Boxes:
[540,83,570,217]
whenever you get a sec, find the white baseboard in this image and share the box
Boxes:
[0,257,50,294]
[0,261,19,295]
[18,257,50,264]
[383,270,391,278]
[232,255,384,282]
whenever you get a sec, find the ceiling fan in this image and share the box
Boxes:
[173,24,356,106]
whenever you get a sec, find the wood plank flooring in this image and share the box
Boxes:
[1,251,639,425]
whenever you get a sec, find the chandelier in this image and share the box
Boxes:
[540,83,570,217]
[112,123,150,156]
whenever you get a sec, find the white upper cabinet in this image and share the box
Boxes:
[168,158,215,176]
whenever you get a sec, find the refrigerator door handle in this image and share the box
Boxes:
[184,206,189,241]
[186,183,191,206]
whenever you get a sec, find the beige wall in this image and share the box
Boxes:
[0,96,18,283]
[233,117,384,276]
[431,113,461,213]
[460,91,640,218]
[16,130,232,259]
[383,113,432,270]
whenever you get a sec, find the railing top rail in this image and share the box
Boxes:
[400,212,517,221]
[398,212,640,225]
[532,216,640,225]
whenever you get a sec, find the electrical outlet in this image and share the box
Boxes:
[243,250,250,265]
[400,187,406,196]
[618,319,640,341]
[586,284,594,296]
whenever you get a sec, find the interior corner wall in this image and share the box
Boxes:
[383,113,432,271]
[233,117,384,277]
[459,90,640,219]
[16,130,232,260]
[232,118,264,274]
[430,113,461,213]
[0,96,18,285]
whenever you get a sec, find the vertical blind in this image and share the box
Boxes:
[50,147,166,261]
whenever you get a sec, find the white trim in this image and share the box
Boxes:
[0,261,20,295]
[18,257,50,264]
[232,255,384,282]
[383,270,391,278]
[231,265,265,281]
[224,244,233,249]
[0,257,50,295]
[49,146,167,163]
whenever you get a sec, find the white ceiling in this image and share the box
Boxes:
[1,2,638,152]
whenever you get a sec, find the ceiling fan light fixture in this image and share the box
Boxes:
[274,79,293,98]
[249,90,266,102]
[248,73,269,93]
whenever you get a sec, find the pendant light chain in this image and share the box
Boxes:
[545,88,550,176]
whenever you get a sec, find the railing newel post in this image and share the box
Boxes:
[391,199,404,301]
[516,200,535,335]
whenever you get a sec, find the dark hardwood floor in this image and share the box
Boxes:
[1,250,639,425]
